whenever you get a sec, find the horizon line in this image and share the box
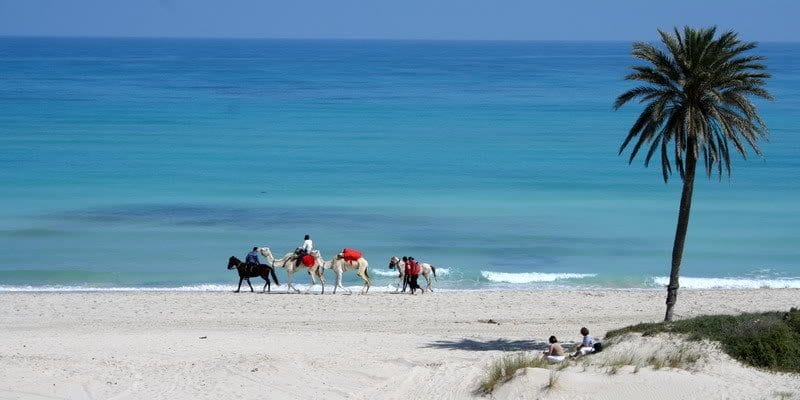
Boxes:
[2,34,798,44]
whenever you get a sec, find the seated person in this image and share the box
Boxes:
[294,234,313,267]
[542,335,566,363]
[245,247,261,265]
[571,327,596,358]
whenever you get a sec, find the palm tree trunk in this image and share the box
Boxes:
[664,148,698,322]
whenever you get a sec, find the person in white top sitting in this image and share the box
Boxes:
[294,234,314,267]
[571,327,596,358]
[301,234,313,253]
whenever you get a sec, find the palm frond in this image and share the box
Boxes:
[615,26,771,182]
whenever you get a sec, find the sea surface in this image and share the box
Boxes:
[1,37,799,292]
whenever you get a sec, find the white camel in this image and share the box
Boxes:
[258,247,326,294]
[327,252,371,294]
[388,256,438,292]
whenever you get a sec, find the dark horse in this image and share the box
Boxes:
[227,256,280,293]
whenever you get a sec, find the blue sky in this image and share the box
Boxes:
[0,0,798,41]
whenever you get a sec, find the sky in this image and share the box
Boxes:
[0,0,798,41]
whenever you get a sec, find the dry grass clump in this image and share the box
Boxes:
[773,391,795,400]
[477,352,562,394]
[543,369,561,391]
[606,309,800,373]
[594,334,704,375]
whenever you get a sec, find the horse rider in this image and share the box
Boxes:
[245,247,261,266]
[294,234,314,267]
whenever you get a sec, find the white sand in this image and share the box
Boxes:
[1,289,798,399]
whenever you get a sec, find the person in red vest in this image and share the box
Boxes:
[407,257,423,294]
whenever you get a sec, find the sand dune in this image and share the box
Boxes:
[1,289,798,399]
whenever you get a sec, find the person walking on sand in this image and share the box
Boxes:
[542,336,566,363]
[401,256,410,292]
[407,257,423,294]
[571,327,596,358]
[245,247,261,266]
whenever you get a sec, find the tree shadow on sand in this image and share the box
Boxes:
[423,338,548,352]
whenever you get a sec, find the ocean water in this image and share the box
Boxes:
[1,37,799,291]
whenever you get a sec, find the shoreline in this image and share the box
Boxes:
[2,282,800,292]
[2,289,798,399]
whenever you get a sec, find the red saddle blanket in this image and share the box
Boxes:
[342,248,362,262]
[301,254,316,267]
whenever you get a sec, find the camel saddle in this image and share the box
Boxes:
[342,248,362,263]
[301,254,315,267]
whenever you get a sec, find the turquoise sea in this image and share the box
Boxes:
[1,37,798,291]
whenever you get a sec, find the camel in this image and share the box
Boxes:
[327,252,371,294]
[226,256,280,293]
[258,247,326,294]
[388,256,437,292]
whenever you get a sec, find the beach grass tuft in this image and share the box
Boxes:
[477,352,550,394]
[596,338,702,373]
[606,308,800,373]
[543,369,561,391]
[603,354,636,375]
[774,391,795,400]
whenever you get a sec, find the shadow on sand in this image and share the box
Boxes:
[423,338,548,352]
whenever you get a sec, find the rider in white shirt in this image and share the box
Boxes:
[294,234,313,267]
[301,234,313,253]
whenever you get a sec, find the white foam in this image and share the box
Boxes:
[0,283,403,293]
[370,267,450,277]
[372,269,402,277]
[480,271,596,284]
[0,284,235,292]
[650,276,800,289]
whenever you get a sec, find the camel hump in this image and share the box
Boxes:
[342,248,363,263]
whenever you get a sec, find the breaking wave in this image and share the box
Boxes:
[650,276,800,289]
[480,271,596,284]
[371,267,451,277]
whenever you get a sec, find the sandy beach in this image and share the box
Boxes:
[1,289,798,399]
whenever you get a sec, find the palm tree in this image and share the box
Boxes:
[614,27,772,321]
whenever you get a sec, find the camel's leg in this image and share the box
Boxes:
[358,268,369,294]
[333,270,340,294]
[362,276,370,295]
[235,277,243,293]
[334,269,347,294]
[343,269,353,294]
[287,269,300,293]
[306,269,316,294]
[246,278,254,292]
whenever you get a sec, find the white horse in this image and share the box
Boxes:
[258,247,326,294]
[388,256,438,292]
[327,252,371,294]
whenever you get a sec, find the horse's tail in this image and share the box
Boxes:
[270,266,280,286]
[431,265,437,281]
